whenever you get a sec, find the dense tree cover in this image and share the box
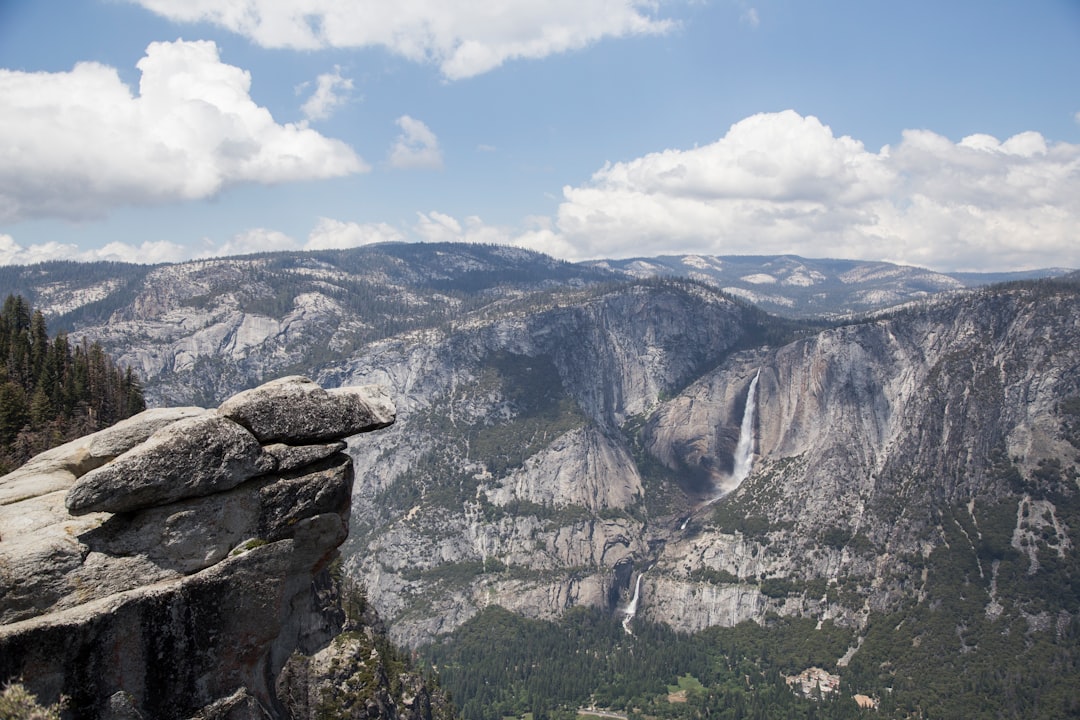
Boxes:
[0,295,145,473]
[0,261,150,331]
[419,471,1080,720]
[421,606,862,720]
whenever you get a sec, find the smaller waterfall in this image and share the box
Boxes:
[730,370,761,488]
[621,573,643,634]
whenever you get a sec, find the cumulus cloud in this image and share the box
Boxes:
[0,233,191,266]
[305,217,406,249]
[201,228,299,258]
[415,211,537,245]
[0,39,366,223]
[128,0,674,79]
[549,110,1080,271]
[0,213,562,267]
[299,66,354,121]
[389,116,443,170]
[412,211,564,255]
[1,218,410,268]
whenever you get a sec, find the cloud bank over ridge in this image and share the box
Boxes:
[1,99,1076,271]
[554,111,1080,271]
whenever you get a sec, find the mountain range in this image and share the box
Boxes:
[2,244,1078,717]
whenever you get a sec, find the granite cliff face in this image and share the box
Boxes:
[0,377,398,720]
[324,278,1080,648]
[640,283,1080,633]
[323,281,765,645]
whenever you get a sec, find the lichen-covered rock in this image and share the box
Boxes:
[219,376,395,444]
[65,413,273,515]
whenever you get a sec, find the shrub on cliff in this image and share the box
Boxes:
[0,682,65,720]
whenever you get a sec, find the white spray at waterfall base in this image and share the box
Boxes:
[621,573,644,634]
[723,369,761,496]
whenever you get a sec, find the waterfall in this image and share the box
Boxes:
[730,370,760,488]
[621,573,643,634]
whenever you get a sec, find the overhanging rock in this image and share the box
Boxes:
[0,377,395,720]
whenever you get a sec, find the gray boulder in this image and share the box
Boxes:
[65,413,273,515]
[0,407,204,508]
[219,376,395,443]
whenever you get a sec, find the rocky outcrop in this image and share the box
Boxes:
[487,426,644,511]
[277,590,454,720]
[0,377,395,720]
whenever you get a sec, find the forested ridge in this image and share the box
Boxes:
[0,294,145,474]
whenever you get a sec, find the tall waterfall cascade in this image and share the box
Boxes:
[730,369,761,489]
[621,573,644,634]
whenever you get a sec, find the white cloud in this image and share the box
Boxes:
[299,65,353,121]
[548,110,1080,271]
[201,228,299,258]
[305,217,406,249]
[389,116,443,170]
[415,211,464,242]
[414,210,538,246]
[0,233,191,266]
[741,8,760,27]
[128,0,674,79]
[411,211,567,256]
[0,39,366,223]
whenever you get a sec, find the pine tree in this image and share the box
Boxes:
[0,294,146,473]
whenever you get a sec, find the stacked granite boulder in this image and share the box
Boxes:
[0,377,394,720]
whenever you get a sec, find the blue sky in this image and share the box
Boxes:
[1,0,1078,271]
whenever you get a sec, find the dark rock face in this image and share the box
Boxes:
[0,378,395,720]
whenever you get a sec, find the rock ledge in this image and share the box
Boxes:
[0,377,394,720]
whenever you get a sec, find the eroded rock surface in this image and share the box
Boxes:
[0,377,395,720]
[219,376,395,443]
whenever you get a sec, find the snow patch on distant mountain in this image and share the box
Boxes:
[723,286,796,307]
[780,270,825,287]
[35,279,124,316]
[683,255,723,271]
[740,273,778,285]
[625,260,666,277]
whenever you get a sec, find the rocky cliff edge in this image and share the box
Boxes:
[0,376,394,720]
